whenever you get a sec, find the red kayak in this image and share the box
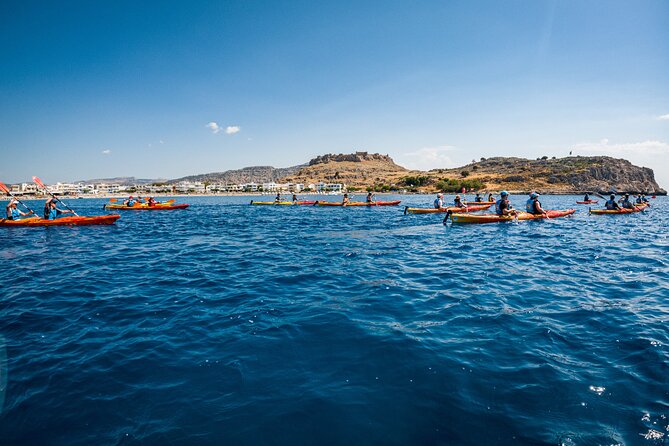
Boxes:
[105,203,189,210]
[316,200,401,207]
[576,200,598,204]
[0,215,121,227]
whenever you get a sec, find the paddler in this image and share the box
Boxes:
[5,199,33,220]
[583,192,590,202]
[123,196,137,207]
[495,191,516,216]
[619,193,635,209]
[342,193,350,206]
[525,192,547,216]
[474,193,483,203]
[604,194,620,210]
[274,193,281,203]
[147,197,157,207]
[434,193,444,209]
[487,193,494,202]
[43,198,74,220]
[292,193,298,203]
[453,195,467,209]
[366,192,375,204]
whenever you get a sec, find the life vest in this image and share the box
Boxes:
[495,199,508,215]
[621,199,634,209]
[127,199,136,207]
[605,199,617,210]
[434,198,442,209]
[526,199,535,213]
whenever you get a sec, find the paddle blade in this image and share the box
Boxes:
[0,181,9,194]
[166,199,175,204]
[108,198,117,203]
[32,176,47,190]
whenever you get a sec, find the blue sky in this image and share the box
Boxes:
[1,0,668,186]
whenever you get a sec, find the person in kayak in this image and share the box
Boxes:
[495,191,517,216]
[123,196,137,207]
[583,192,590,202]
[366,192,375,204]
[434,193,444,209]
[147,197,157,207]
[274,193,281,203]
[473,193,483,203]
[525,192,547,216]
[619,194,635,209]
[488,193,494,202]
[5,199,33,220]
[342,193,350,206]
[604,194,620,210]
[453,195,467,209]
[43,198,74,220]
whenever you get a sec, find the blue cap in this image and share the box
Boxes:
[500,191,509,196]
[530,192,539,198]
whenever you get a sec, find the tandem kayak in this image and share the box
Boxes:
[0,214,121,227]
[576,200,598,204]
[316,201,401,207]
[404,204,492,214]
[447,209,576,224]
[590,204,648,215]
[250,201,318,205]
[104,203,189,210]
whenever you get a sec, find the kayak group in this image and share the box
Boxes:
[1,176,656,227]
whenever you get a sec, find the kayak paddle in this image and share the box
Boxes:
[0,181,36,215]
[32,176,79,216]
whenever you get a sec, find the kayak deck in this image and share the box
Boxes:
[448,209,576,224]
[0,214,121,226]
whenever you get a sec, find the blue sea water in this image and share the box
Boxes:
[0,194,667,445]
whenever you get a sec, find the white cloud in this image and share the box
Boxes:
[397,145,456,171]
[657,114,669,121]
[225,125,240,135]
[101,149,111,155]
[206,122,221,134]
[159,140,165,144]
[572,139,669,156]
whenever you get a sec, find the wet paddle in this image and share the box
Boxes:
[32,176,79,216]
[0,181,36,215]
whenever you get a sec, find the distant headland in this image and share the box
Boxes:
[13,152,665,196]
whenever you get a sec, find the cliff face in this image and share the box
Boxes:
[172,165,304,184]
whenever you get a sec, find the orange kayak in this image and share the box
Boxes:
[463,201,495,205]
[448,209,576,224]
[0,215,121,226]
[316,201,401,206]
[404,204,491,214]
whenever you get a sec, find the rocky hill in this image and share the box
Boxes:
[282,152,409,186]
[172,165,304,184]
[280,153,666,194]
